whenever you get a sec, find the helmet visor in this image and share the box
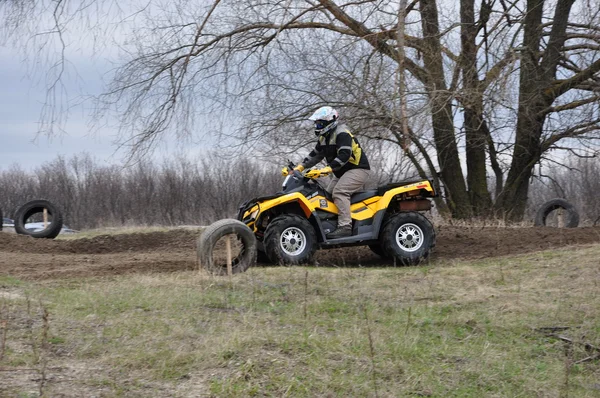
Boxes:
[314,120,329,131]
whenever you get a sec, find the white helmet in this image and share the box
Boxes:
[309,106,339,137]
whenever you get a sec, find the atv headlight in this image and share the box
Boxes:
[250,209,259,220]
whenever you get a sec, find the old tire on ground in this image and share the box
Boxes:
[264,214,317,265]
[197,219,257,275]
[534,198,579,228]
[381,212,436,266]
[14,199,64,239]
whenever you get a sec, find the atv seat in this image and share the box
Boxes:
[350,189,379,204]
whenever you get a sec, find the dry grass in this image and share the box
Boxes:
[1,245,600,397]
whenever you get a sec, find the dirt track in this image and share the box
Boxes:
[1,226,599,280]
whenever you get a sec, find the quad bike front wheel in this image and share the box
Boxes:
[381,212,435,265]
[368,244,391,259]
[256,249,272,264]
[264,214,317,265]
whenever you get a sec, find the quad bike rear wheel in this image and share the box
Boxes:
[197,219,257,275]
[381,212,435,265]
[264,214,317,265]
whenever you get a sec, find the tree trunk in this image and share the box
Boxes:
[483,120,503,199]
[460,0,492,216]
[495,0,545,220]
[497,109,544,220]
[496,0,576,220]
[420,0,471,218]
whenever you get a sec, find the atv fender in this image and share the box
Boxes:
[255,192,313,218]
[369,181,435,240]
[375,181,435,212]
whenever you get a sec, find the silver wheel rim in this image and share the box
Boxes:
[280,226,307,256]
[395,223,424,252]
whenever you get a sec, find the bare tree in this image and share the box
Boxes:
[494,0,600,220]
[0,153,283,228]
[2,0,599,221]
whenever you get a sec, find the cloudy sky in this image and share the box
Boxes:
[0,2,308,172]
[0,23,214,171]
[0,42,121,170]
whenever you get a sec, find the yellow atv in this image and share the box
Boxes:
[237,165,436,266]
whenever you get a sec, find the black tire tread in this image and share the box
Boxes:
[256,249,272,264]
[196,218,257,275]
[263,214,317,265]
[380,212,435,266]
[368,243,389,258]
[534,198,579,228]
[14,199,63,239]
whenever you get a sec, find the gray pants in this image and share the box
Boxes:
[326,169,371,227]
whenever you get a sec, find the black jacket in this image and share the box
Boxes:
[301,124,370,178]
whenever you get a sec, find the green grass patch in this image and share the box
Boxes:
[2,245,600,396]
[0,275,25,287]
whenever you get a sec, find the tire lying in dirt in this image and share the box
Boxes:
[534,198,579,228]
[14,199,64,239]
[197,218,257,275]
[380,212,436,266]
[264,214,317,265]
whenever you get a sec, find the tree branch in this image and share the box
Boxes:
[316,0,429,83]
[540,0,576,82]
[541,118,600,152]
[480,49,518,91]
[539,95,600,116]
[545,57,600,100]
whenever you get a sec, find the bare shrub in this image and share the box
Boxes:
[527,157,600,225]
[0,153,281,229]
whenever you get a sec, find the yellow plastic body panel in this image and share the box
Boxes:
[256,192,313,216]
[242,192,315,232]
[308,196,337,214]
[242,180,434,230]
[350,197,379,221]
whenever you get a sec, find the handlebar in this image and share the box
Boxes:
[285,160,331,179]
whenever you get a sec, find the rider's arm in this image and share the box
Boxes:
[330,131,352,171]
[301,142,325,169]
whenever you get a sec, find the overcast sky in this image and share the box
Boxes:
[0,42,120,170]
[0,41,216,171]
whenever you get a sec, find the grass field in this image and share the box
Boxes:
[1,244,600,397]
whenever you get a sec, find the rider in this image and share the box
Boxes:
[283,106,371,238]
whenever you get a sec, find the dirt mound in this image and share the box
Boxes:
[1,226,599,280]
[435,225,597,259]
[315,226,600,266]
[0,229,198,254]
